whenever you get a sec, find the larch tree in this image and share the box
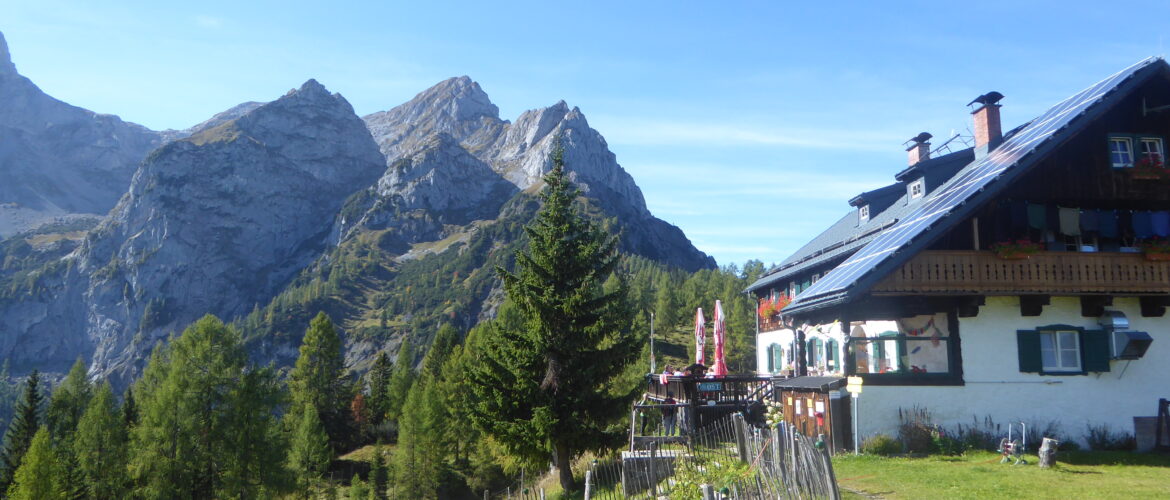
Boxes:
[45,358,93,443]
[5,427,59,500]
[384,339,415,428]
[391,325,458,499]
[73,383,128,500]
[467,144,639,491]
[129,315,289,498]
[286,404,331,497]
[288,312,350,451]
[0,370,43,492]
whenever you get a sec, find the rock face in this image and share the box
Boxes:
[362,77,714,271]
[0,39,713,383]
[29,80,385,382]
[0,31,164,237]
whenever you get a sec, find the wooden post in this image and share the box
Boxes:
[648,441,658,497]
[483,489,489,500]
[583,470,592,500]
[820,439,842,499]
[733,413,749,463]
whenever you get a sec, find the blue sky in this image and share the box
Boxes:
[4,1,1170,268]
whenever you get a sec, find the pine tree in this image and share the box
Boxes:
[287,403,331,497]
[5,427,58,500]
[0,370,43,492]
[46,358,93,442]
[347,474,368,500]
[73,383,128,500]
[129,315,290,498]
[467,144,639,492]
[288,312,350,451]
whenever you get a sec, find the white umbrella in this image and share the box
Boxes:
[711,300,728,377]
[694,308,706,366]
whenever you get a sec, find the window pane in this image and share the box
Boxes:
[1040,333,1057,368]
[1060,348,1079,368]
[905,339,949,373]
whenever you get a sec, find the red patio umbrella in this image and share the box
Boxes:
[711,300,728,377]
[694,308,706,366]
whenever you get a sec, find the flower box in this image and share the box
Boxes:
[990,239,1042,260]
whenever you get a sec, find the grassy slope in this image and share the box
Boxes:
[834,450,1170,500]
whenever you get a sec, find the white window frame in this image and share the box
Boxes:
[858,204,870,223]
[1140,137,1163,163]
[1110,137,1134,168]
[1040,330,1081,372]
[908,179,925,199]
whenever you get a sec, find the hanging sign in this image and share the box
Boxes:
[846,376,863,395]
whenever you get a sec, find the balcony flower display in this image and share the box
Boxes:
[757,295,790,320]
[1140,237,1170,261]
[990,239,1043,260]
[1131,156,1169,180]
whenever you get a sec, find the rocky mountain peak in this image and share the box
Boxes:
[414,76,499,121]
[363,76,506,158]
[0,31,15,75]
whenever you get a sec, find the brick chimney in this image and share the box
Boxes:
[969,91,1004,156]
[905,132,932,166]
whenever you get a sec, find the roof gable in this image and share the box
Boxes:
[785,57,1166,315]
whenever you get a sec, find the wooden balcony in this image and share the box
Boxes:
[871,250,1170,295]
[758,314,786,332]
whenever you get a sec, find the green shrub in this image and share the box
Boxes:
[861,434,902,456]
[897,406,935,453]
[1085,423,1136,451]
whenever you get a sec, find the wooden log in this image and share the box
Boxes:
[1039,437,1060,468]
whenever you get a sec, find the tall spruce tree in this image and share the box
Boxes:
[46,358,93,442]
[0,370,43,492]
[288,312,350,451]
[73,383,128,500]
[467,145,638,491]
[129,315,289,498]
[365,352,392,428]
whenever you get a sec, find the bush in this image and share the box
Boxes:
[1085,423,1136,451]
[861,434,902,456]
[950,415,1002,451]
[897,406,935,454]
[931,427,965,456]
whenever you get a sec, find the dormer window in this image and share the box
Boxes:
[858,205,870,223]
[908,178,925,199]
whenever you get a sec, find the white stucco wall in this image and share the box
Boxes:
[756,328,794,375]
[852,296,1168,447]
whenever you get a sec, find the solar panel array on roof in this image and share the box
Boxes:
[786,57,1161,313]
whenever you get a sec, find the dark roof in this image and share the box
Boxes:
[773,376,846,391]
[894,148,974,184]
[746,148,973,294]
[784,57,1166,316]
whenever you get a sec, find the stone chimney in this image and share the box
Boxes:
[969,91,1004,156]
[905,132,932,166]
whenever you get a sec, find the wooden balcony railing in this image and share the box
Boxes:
[759,314,786,332]
[871,250,1170,295]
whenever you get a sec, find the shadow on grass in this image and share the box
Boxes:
[1058,451,1170,467]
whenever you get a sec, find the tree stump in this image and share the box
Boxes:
[1038,437,1060,468]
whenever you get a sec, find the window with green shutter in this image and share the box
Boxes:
[1016,325,1111,375]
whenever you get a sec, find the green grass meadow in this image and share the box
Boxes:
[833,450,1170,500]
